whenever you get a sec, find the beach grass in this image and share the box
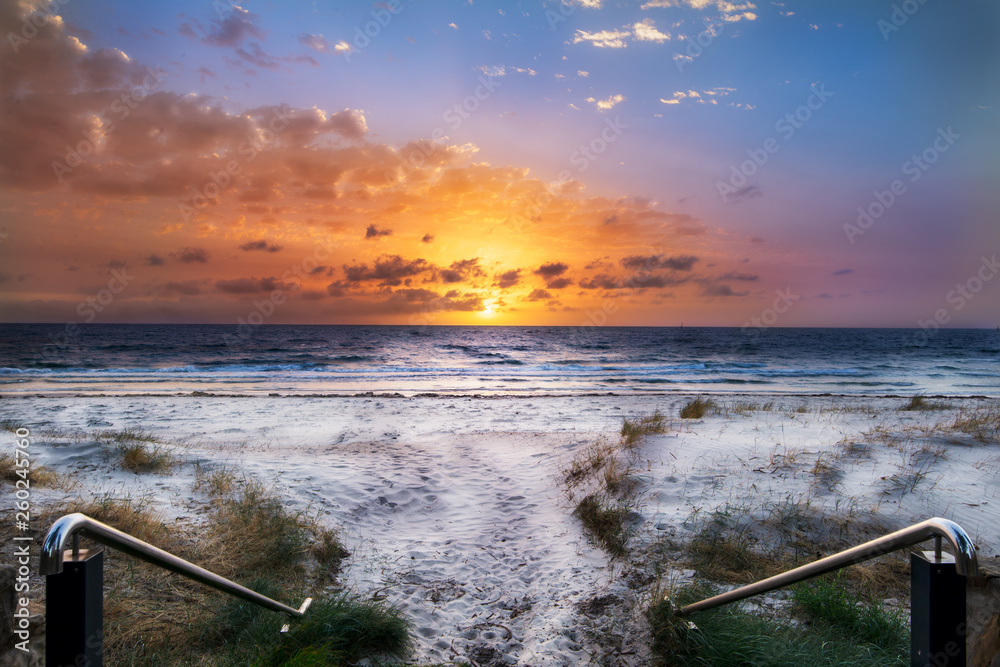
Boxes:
[680,397,716,419]
[950,403,1000,441]
[620,409,668,446]
[0,418,28,433]
[648,581,908,666]
[574,493,633,557]
[36,466,410,666]
[116,441,174,473]
[900,394,952,412]
[0,453,60,487]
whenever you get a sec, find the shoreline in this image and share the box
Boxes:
[3,390,997,400]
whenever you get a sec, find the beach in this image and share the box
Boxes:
[6,391,998,665]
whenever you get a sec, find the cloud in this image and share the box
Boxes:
[495,269,522,288]
[546,277,573,290]
[172,247,210,263]
[421,234,434,243]
[701,283,748,297]
[572,28,631,49]
[728,184,762,202]
[832,268,853,276]
[580,273,690,289]
[586,94,626,111]
[146,254,165,266]
[633,18,671,42]
[440,258,484,283]
[297,33,333,52]
[200,5,266,47]
[534,262,569,278]
[716,271,758,281]
[526,289,553,301]
[365,224,393,239]
[620,254,699,271]
[163,281,203,296]
[239,239,283,252]
[343,255,433,286]
[216,276,289,294]
[640,0,757,22]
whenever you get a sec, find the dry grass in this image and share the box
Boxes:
[680,397,716,419]
[682,496,910,598]
[727,400,775,416]
[900,394,952,411]
[0,418,27,433]
[620,410,668,446]
[32,470,360,665]
[563,439,616,488]
[0,453,61,487]
[950,404,1000,441]
[116,442,174,473]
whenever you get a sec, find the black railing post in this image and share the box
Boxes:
[45,549,103,667]
[911,551,966,667]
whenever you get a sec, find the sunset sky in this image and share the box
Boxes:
[1,0,998,327]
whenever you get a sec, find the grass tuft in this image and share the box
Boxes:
[900,394,951,411]
[574,493,632,557]
[649,582,908,666]
[680,397,716,419]
[0,453,60,487]
[0,418,27,433]
[265,593,412,666]
[116,442,173,473]
[792,575,907,649]
[620,410,668,446]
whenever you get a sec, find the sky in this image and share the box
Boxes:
[0,0,998,327]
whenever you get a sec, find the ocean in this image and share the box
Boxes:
[0,324,998,397]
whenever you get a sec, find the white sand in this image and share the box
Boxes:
[5,393,999,665]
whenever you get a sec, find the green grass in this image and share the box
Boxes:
[574,493,632,557]
[262,593,412,666]
[95,427,159,443]
[791,575,907,649]
[648,582,908,667]
[680,397,717,419]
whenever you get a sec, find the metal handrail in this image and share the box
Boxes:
[41,513,312,619]
[680,516,978,615]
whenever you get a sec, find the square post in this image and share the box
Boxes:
[45,549,103,667]
[911,550,966,667]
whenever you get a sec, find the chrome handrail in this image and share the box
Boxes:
[41,513,312,619]
[680,516,978,615]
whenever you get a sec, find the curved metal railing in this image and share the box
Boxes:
[41,513,312,619]
[679,516,978,615]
